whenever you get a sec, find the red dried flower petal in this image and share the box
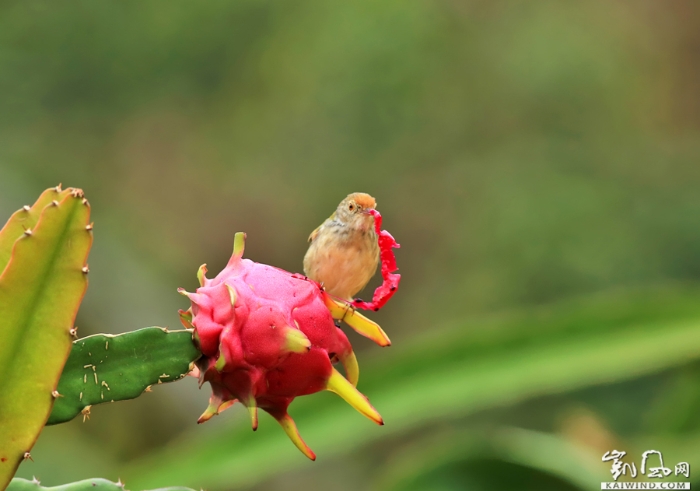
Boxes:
[352,209,401,311]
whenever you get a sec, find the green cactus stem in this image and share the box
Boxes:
[7,477,195,491]
[0,185,70,272]
[48,328,201,425]
[0,188,92,490]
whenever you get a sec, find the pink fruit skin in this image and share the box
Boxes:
[195,258,353,401]
[180,235,382,460]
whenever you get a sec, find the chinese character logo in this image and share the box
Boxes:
[602,449,690,487]
[602,450,637,481]
[675,462,690,478]
[641,450,672,478]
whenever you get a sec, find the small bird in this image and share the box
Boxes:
[304,193,380,301]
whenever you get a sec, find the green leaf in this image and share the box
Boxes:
[376,427,603,491]
[0,189,92,490]
[122,286,700,490]
[7,478,195,491]
[48,328,200,425]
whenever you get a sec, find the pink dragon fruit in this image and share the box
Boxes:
[178,232,391,460]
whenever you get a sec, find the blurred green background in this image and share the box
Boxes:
[3,1,700,489]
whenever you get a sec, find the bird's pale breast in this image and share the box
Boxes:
[303,223,379,300]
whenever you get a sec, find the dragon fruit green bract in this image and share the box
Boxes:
[178,232,389,460]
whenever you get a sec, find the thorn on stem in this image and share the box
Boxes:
[82,266,89,274]
[22,205,30,212]
[23,452,33,461]
[51,200,58,207]
[24,229,32,236]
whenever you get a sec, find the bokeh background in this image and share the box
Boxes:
[3,1,700,489]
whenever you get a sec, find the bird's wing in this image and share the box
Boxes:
[308,213,335,242]
[308,225,321,243]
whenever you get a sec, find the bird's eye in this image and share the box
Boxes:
[348,204,355,211]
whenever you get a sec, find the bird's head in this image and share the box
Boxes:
[336,192,377,231]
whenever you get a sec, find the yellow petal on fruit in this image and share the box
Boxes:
[338,349,359,387]
[215,345,227,372]
[247,403,258,431]
[217,399,236,414]
[178,309,193,329]
[322,292,348,320]
[326,367,383,425]
[276,413,316,461]
[196,264,208,287]
[197,394,223,424]
[225,283,236,306]
[283,327,311,353]
[342,307,391,347]
[233,232,246,257]
[322,294,391,347]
